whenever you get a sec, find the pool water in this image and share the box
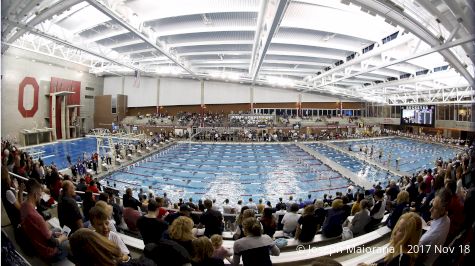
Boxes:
[24,137,99,170]
[102,143,354,204]
[306,143,397,187]
[331,137,461,173]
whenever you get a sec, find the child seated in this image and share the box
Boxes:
[210,234,232,263]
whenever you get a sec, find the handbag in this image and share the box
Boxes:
[341,226,353,240]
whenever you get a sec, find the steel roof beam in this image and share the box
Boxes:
[249,0,291,83]
[7,21,140,72]
[304,34,475,93]
[349,0,475,86]
[3,0,83,53]
[85,0,198,79]
[307,34,414,83]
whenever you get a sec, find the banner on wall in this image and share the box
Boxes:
[18,77,39,118]
[49,77,81,139]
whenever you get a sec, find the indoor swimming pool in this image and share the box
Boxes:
[101,143,354,204]
[331,137,461,173]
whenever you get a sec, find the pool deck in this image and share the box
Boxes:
[297,143,373,189]
[84,141,178,181]
[321,141,410,177]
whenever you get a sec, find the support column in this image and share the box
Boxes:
[156,78,160,114]
[250,86,254,113]
[200,80,205,127]
[71,107,78,138]
[60,96,67,140]
[51,96,57,141]
[297,93,302,117]
[121,76,125,95]
[65,105,70,139]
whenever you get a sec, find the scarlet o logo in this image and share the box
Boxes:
[18,77,39,118]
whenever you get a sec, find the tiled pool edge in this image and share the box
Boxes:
[297,143,373,189]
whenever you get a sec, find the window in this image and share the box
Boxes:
[382,31,399,44]
[362,43,375,54]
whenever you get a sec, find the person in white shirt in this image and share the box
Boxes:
[222,199,234,214]
[89,206,129,262]
[281,203,301,236]
[246,198,257,212]
[286,196,295,211]
[418,188,451,266]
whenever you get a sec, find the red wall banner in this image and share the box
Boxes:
[18,77,39,118]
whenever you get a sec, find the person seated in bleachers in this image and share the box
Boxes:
[165,204,192,225]
[186,197,198,211]
[418,188,452,266]
[444,180,465,245]
[281,203,300,236]
[257,199,266,214]
[89,206,129,262]
[246,198,257,212]
[365,189,386,232]
[164,216,196,255]
[123,205,142,233]
[20,179,69,262]
[295,205,320,242]
[233,208,255,240]
[387,191,410,229]
[76,177,87,192]
[232,217,280,266]
[386,180,400,203]
[351,193,364,215]
[191,236,224,266]
[58,180,83,234]
[349,199,371,236]
[70,228,155,265]
[322,199,346,238]
[259,208,277,238]
[1,166,24,229]
[95,200,118,232]
[359,212,422,266]
[211,234,232,263]
[285,195,295,211]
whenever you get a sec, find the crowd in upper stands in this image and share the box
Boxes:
[2,133,475,266]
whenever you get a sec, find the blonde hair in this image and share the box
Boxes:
[95,200,113,218]
[169,216,195,241]
[192,236,214,263]
[236,208,256,225]
[385,212,422,265]
[396,191,410,205]
[314,200,324,208]
[70,228,122,266]
[331,199,343,209]
[210,234,223,248]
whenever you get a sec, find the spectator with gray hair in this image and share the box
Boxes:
[418,188,452,266]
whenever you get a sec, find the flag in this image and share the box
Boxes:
[133,70,141,88]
